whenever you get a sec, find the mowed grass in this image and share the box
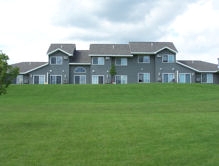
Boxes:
[0,84,219,166]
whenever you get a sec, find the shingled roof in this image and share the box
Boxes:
[177,60,218,72]
[89,44,132,56]
[129,42,178,54]
[69,50,91,64]
[47,44,76,56]
[11,62,48,74]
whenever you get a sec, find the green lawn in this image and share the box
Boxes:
[1,84,219,166]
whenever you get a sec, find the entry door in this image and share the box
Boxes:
[74,75,86,84]
[92,75,104,84]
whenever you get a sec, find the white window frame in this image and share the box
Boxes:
[179,73,191,83]
[138,73,150,83]
[16,75,24,84]
[74,75,86,84]
[92,75,104,84]
[74,67,86,73]
[33,75,45,84]
[115,58,128,66]
[138,56,150,63]
[50,56,63,65]
[50,75,62,84]
[162,54,175,63]
[92,57,104,65]
[115,75,127,84]
[201,73,213,83]
[162,73,175,83]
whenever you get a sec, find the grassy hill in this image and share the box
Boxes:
[1,84,219,166]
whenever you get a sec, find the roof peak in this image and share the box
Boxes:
[47,44,76,56]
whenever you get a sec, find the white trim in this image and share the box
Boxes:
[138,73,150,83]
[138,55,150,63]
[16,75,24,84]
[50,56,63,65]
[92,75,104,84]
[178,73,191,84]
[162,73,175,83]
[74,75,86,84]
[115,57,128,66]
[74,67,86,73]
[115,75,128,84]
[20,63,48,74]
[69,63,91,65]
[92,57,105,65]
[89,54,133,57]
[162,54,175,63]
[201,73,214,84]
[131,47,178,55]
[156,47,178,54]
[47,48,72,56]
[176,70,179,83]
[33,75,45,84]
[176,61,217,73]
[50,75,62,84]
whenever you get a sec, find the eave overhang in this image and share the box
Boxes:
[131,47,178,55]
[69,63,91,65]
[20,63,49,74]
[177,61,218,73]
[89,54,133,57]
[47,48,72,56]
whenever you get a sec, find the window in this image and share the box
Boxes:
[50,75,62,84]
[92,57,104,65]
[115,75,127,84]
[138,56,150,63]
[74,67,86,73]
[33,75,45,84]
[162,54,174,63]
[50,56,63,65]
[179,73,191,83]
[138,73,150,83]
[74,75,86,84]
[162,73,175,83]
[92,75,104,84]
[201,73,213,83]
[16,75,23,84]
[115,58,127,66]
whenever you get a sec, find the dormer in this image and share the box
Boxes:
[47,44,76,65]
[47,44,76,56]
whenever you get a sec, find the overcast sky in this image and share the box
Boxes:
[1,0,219,64]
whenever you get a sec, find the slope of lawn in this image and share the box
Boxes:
[0,84,219,166]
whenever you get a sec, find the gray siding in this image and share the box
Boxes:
[70,65,91,84]
[29,65,50,84]
[48,51,70,84]
[214,73,219,84]
[114,56,155,83]
[90,57,111,84]
[14,43,219,85]
[28,51,70,84]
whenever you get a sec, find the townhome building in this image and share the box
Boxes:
[12,42,219,84]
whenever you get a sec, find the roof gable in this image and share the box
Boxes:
[129,42,178,54]
[89,44,132,56]
[47,44,76,56]
[177,60,218,72]
[11,62,48,74]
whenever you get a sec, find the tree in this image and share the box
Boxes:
[110,64,117,83]
[0,52,19,95]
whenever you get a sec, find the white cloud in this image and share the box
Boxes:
[0,0,218,64]
[160,0,219,63]
[0,0,60,63]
